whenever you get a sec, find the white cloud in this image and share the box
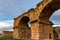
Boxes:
[53,25,60,27]
[7,29,13,31]
[0,20,14,34]
[0,20,14,28]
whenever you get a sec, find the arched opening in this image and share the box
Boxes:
[50,9,60,26]
[18,16,31,39]
[19,16,31,28]
[49,9,60,39]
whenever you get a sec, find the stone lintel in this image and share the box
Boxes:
[39,21,53,25]
[30,20,38,24]
[13,26,18,29]
[30,20,53,25]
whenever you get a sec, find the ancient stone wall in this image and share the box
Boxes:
[2,31,13,38]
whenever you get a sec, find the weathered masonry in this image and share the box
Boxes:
[53,27,60,39]
[13,0,60,40]
[2,31,13,38]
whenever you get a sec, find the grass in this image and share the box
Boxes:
[54,38,60,40]
[0,37,15,40]
[0,37,26,40]
[0,37,60,40]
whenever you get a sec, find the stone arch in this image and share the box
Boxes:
[13,0,60,40]
[31,0,60,40]
[18,16,31,39]
[18,16,30,28]
[38,0,60,40]
[39,0,60,20]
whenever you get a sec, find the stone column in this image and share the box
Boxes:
[39,21,54,40]
[31,20,40,40]
[31,19,54,40]
[13,26,20,39]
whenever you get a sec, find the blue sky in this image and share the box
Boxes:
[0,0,60,34]
[50,9,60,25]
[0,0,41,20]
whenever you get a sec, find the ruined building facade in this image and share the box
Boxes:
[13,0,60,40]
